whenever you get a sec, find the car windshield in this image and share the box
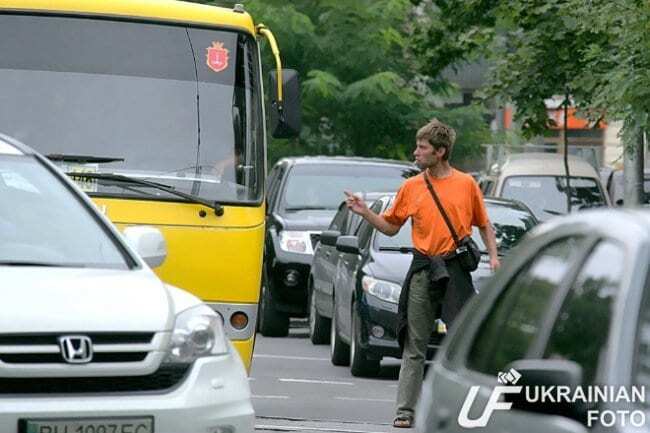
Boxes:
[0,155,129,269]
[281,164,416,211]
[0,15,263,204]
[502,175,606,221]
[375,203,536,254]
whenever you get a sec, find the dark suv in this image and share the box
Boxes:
[259,156,418,336]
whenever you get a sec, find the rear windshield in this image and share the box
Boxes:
[280,164,416,212]
[502,176,606,221]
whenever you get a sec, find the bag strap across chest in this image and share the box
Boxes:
[423,172,461,248]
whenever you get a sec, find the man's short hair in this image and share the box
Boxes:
[416,118,456,161]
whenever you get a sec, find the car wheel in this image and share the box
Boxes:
[329,297,350,366]
[308,281,331,345]
[350,300,380,377]
[258,281,289,337]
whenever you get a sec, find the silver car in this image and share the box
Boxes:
[0,135,254,433]
[416,210,649,433]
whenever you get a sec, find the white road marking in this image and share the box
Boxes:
[252,395,290,399]
[334,397,394,403]
[255,425,386,433]
[254,354,330,361]
[279,378,355,386]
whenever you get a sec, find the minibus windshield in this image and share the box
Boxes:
[0,14,263,204]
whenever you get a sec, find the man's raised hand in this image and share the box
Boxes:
[344,190,368,216]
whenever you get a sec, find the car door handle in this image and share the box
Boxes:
[325,251,331,258]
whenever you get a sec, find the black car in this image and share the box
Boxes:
[323,196,538,376]
[259,157,418,336]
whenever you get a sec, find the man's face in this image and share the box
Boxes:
[413,139,444,170]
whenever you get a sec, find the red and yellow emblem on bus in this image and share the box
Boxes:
[206,41,229,73]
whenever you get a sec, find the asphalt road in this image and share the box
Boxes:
[251,320,408,433]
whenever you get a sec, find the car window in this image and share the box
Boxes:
[329,204,348,232]
[0,155,130,269]
[356,201,383,249]
[502,176,606,221]
[467,236,584,375]
[633,272,650,409]
[265,165,280,207]
[266,163,286,210]
[544,241,623,385]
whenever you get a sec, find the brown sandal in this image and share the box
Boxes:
[393,415,413,428]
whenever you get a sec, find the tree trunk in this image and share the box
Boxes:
[623,125,644,207]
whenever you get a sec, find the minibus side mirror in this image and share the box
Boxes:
[122,226,167,269]
[269,69,301,138]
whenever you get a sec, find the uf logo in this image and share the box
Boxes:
[457,385,523,428]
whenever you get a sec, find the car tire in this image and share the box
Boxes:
[330,297,350,366]
[308,281,331,345]
[350,300,380,377]
[258,281,289,337]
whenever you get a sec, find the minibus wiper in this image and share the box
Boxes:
[378,246,414,254]
[47,154,125,164]
[66,172,225,216]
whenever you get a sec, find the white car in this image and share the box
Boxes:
[0,134,254,433]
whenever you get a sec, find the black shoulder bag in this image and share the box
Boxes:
[423,173,481,272]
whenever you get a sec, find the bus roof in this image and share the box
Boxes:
[0,0,255,34]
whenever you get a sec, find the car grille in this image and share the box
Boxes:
[0,332,154,364]
[0,364,189,394]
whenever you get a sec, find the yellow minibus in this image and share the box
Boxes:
[0,0,300,371]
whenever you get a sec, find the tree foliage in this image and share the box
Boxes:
[191,0,492,166]
[411,0,650,141]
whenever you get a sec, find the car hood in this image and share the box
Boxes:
[0,267,174,333]
[367,251,413,285]
[277,209,337,231]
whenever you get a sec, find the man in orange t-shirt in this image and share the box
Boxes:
[345,119,499,428]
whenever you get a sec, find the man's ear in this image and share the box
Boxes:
[434,146,446,158]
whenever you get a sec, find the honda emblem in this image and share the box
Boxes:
[58,335,93,364]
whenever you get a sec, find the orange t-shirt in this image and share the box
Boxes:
[382,169,489,256]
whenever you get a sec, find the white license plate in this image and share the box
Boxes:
[21,417,153,433]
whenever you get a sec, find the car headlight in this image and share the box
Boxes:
[164,304,229,364]
[362,276,401,304]
[279,230,314,254]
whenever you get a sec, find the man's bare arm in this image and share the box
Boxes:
[344,191,400,236]
[478,223,500,271]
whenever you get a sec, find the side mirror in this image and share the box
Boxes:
[269,69,301,138]
[505,359,585,422]
[336,235,360,254]
[320,230,341,247]
[122,226,167,269]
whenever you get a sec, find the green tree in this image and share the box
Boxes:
[411,0,650,142]
[192,0,492,166]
